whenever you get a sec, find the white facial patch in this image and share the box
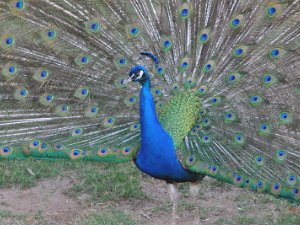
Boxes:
[136,70,144,80]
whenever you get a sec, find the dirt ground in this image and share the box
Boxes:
[0,173,299,225]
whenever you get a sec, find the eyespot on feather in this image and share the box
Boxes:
[258,122,271,136]
[126,24,141,38]
[114,55,129,68]
[72,128,83,137]
[160,36,173,52]
[54,143,65,151]
[269,47,285,60]
[9,0,26,15]
[185,156,197,167]
[74,87,90,100]
[85,105,99,117]
[262,73,278,87]
[29,140,41,149]
[1,34,15,49]
[97,147,112,157]
[75,55,91,67]
[255,156,265,166]
[233,174,244,187]
[265,4,282,18]
[0,146,13,157]
[232,45,248,58]
[33,68,50,82]
[85,19,101,33]
[55,104,70,116]
[39,93,55,106]
[124,95,138,107]
[178,3,192,20]
[278,112,293,125]
[2,63,18,80]
[233,133,246,145]
[103,117,115,127]
[226,72,242,85]
[249,94,264,107]
[198,28,211,44]
[130,123,140,132]
[115,77,128,88]
[38,142,49,153]
[230,14,245,29]
[179,57,191,72]
[203,60,215,73]
[224,111,237,124]
[69,149,83,160]
[271,182,282,195]
[197,85,208,96]
[286,174,298,186]
[14,87,29,100]
[41,27,58,44]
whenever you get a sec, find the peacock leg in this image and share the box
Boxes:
[190,182,201,225]
[167,182,179,225]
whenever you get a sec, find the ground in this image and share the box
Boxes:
[0,160,299,225]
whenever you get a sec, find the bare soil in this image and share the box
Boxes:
[0,174,298,225]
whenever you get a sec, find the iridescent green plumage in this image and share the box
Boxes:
[159,91,200,148]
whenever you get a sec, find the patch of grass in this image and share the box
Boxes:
[178,182,190,195]
[68,162,145,202]
[217,213,300,225]
[0,159,80,188]
[217,215,258,225]
[78,208,137,225]
[235,190,292,209]
[178,200,196,211]
[0,210,35,225]
[216,193,300,225]
[207,179,233,190]
[0,210,13,219]
[150,203,172,214]
[0,159,145,202]
[0,159,143,199]
[276,213,300,225]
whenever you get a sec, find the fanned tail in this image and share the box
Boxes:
[0,0,299,204]
[178,0,300,203]
[0,0,148,162]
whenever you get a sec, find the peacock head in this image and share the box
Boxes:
[128,65,150,84]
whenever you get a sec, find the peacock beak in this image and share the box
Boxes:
[124,76,133,84]
[123,72,135,84]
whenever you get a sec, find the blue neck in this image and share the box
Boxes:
[140,80,161,139]
[135,79,197,182]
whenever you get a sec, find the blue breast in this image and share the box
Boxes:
[134,80,197,182]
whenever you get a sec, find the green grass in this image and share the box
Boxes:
[150,203,172,214]
[0,210,14,219]
[0,160,143,224]
[216,190,300,225]
[0,159,78,188]
[217,213,300,225]
[0,159,144,202]
[78,208,137,225]
[68,162,145,202]
[0,159,143,198]
[0,159,299,225]
[0,210,47,225]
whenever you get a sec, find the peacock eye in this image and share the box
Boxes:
[133,73,139,78]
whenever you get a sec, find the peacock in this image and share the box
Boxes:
[0,0,299,224]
